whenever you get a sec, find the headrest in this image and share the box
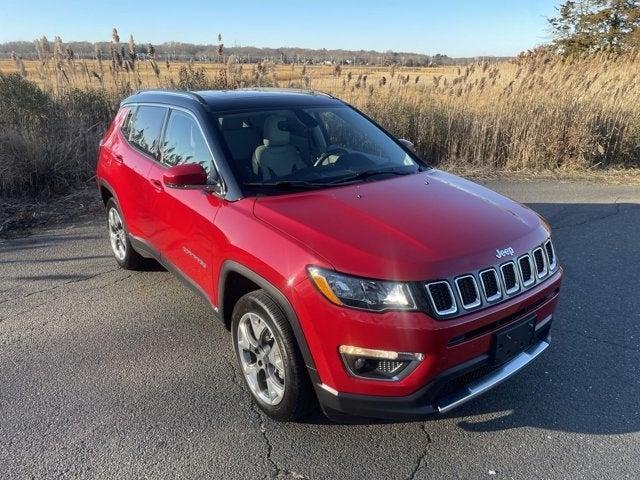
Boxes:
[263,115,290,147]
[220,116,246,130]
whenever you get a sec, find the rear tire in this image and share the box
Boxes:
[231,289,314,421]
[105,198,144,270]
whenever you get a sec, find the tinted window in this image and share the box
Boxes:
[161,110,216,182]
[120,107,136,138]
[216,106,420,189]
[128,106,166,157]
[315,110,382,157]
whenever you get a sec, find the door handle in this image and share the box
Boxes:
[113,154,124,164]
[150,179,163,192]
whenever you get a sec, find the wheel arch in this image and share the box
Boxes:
[98,179,138,255]
[218,260,318,379]
[99,184,113,207]
[97,179,120,210]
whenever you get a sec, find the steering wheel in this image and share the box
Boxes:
[313,147,348,167]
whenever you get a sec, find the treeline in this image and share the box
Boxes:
[549,0,640,55]
[0,40,507,66]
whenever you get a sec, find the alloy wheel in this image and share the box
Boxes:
[108,207,127,261]
[236,312,286,405]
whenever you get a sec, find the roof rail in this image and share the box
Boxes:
[132,89,208,107]
[235,86,335,98]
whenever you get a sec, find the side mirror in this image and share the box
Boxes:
[163,163,208,189]
[398,138,415,151]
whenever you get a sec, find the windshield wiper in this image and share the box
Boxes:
[243,168,421,190]
[327,168,417,185]
[243,180,328,190]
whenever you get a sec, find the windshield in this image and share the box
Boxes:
[216,105,424,193]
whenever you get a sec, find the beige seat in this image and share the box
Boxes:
[220,117,260,162]
[252,115,306,180]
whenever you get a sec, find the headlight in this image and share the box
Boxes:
[307,266,417,312]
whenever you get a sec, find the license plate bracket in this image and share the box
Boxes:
[492,316,535,365]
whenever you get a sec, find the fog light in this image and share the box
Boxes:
[339,345,424,381]
[377,360,406,374]
[353,358,367,370]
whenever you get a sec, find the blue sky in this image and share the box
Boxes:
[0,0,559,56]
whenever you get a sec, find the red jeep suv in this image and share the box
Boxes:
[97,89,562,421]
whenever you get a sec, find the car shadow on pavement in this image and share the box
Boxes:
[136,259,167,272]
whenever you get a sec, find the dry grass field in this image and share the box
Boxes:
[2,39,640,198]
[0,58,453,87]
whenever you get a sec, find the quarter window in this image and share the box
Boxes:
[128,105,167,157]
[120,107,136,138]
[161,110,216,181]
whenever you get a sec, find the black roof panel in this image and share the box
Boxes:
[121,88,343,112]
[199,88,343,111]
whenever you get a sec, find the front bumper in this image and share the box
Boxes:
[293,266,562,396]
[315,317,552,421]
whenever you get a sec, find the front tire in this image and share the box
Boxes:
[231,289,314,421]
[105,198,144,270]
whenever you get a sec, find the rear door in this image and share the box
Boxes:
[148,108,226,296]
[112,104,168,239]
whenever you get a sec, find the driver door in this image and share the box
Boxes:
[148,108,226,297]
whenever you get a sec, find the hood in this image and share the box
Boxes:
[253,170,549,281]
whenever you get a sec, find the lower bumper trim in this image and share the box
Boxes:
[314,323,552,421]
[436,339,549,413]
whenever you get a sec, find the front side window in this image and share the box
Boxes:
[128,105,166,157]
[216,105,423,194]
[161,110,216,182]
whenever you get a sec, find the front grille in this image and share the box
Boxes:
[500,262,519,294]
[480,269,501,302]
[426,281,457,315]
[533,247,547,277]
[424,239,557,319]
[518,254,535,286]
[455,275,481,309]
[545,240,556,270]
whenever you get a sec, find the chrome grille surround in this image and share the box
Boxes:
[532,247,548,278]
[500,261,520,295]
[455,275,482,310]
[424,240,558,319]
[426,281,458,316]
[479,268,502,302]
[544,239,557,271]
[518,254,535,288]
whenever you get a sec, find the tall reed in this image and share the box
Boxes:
[2,30,639,198]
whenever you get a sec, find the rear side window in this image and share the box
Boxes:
[161,110,216,181]
[128,105,167,157]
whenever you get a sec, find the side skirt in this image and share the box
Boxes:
[129,235,220,318]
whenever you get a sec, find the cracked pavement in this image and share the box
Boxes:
[1,180,639,479]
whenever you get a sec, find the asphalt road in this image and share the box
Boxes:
[1,180,639,479]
